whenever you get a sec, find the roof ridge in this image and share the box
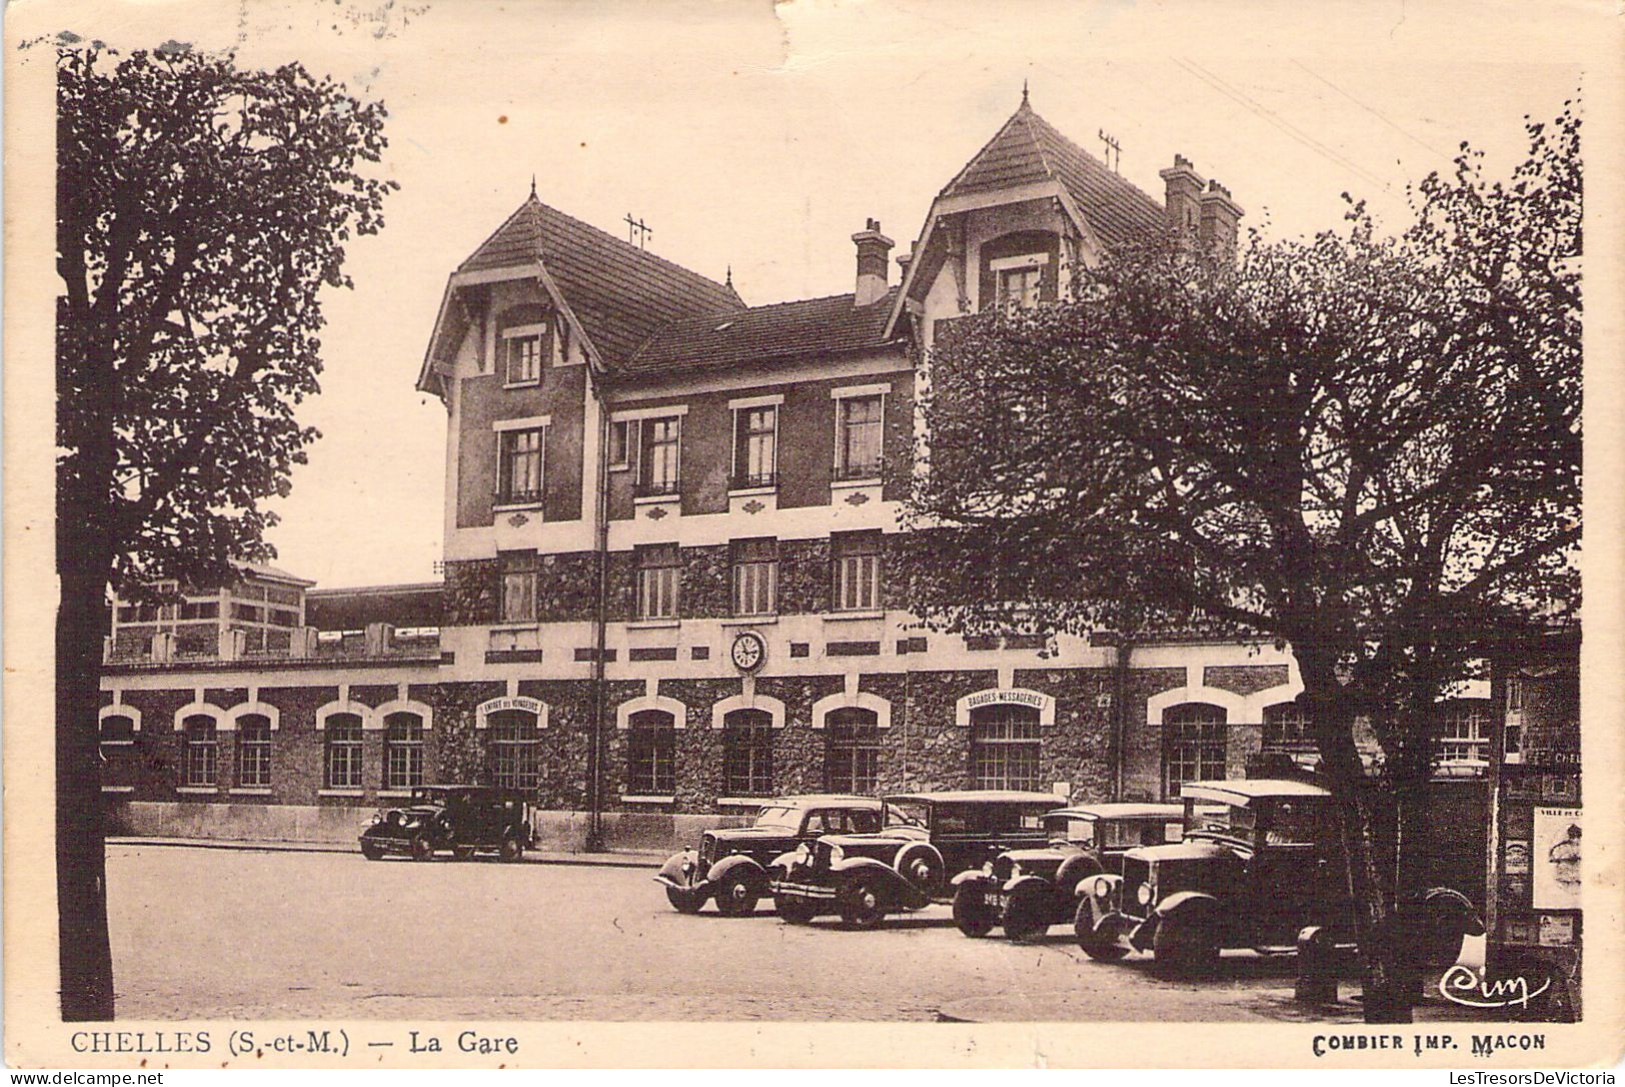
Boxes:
[1021,106,1058,181]
[936,105,1035,200]
[1025,108,1166,214]
[456,198,543,272]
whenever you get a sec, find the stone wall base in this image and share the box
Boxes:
[104,800,748,854]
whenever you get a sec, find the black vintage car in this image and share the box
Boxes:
[359,785,536,862]
[1075,779,1485,975]
[654,795,885,915]
[768,791,1060,929]
[950,802,1184,941]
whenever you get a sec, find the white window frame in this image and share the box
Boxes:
[729,395,782,491]
[501,322,548,388]
[990,252,1049,311]
[831,385,888,481]
[638,415,684,497]
[493,415,550,509]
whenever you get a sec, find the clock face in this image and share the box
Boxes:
[730,631,765,672]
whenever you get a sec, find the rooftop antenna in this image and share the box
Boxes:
[624,213,653,249]
[1098,129,1122,173]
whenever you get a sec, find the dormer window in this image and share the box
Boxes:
[503,322,548,387]
[990,253,1048,311]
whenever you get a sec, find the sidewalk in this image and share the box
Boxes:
[109,835,668,868]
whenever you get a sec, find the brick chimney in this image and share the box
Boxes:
[1198,179,1244,257]
[851,218,894,307]
[1158,154,1204,235]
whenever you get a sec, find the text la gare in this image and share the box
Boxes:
[411,1030,518,1055]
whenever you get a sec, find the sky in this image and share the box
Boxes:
[33,0,1597,589]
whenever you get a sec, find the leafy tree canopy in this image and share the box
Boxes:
[904,104,1580,744]
[57,44,398,596]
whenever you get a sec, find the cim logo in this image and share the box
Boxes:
[1438,964,1551,1010]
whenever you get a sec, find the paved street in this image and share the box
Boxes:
[107,844,1480,1022]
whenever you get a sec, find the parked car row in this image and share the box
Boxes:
[653,781,1487,979]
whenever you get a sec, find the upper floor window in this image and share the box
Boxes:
[497,426,545,506]
[731,537,778,617]
[991,253,1048,311]
[500,551,537,624]
[835,394,884,480]
[637,416,682,497]
[608,419,634,471]
[637,543,681,620]
[182,715,218,787]
[503,322,547,387]
[1439,700,1492,765]
[732,403,778,489]
[832,531,882,612]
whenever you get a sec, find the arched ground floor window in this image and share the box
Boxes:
[969,705,1041,791]
[722,709,773,797]
[487,709,541,791]
[1162,702,1226,799]
[824,707,879,794]
[627,709,676,795]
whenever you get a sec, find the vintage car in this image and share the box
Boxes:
[950,803,1184,941]
[1074,779,1484,976]
[359,785,536,862]
[768,791,1061,929]
[654,795,885,915]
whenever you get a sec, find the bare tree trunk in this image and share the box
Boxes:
[56,554,116,1020]
[1301,659,1414,1024]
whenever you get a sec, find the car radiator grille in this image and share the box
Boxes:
[1120,857,1151,920]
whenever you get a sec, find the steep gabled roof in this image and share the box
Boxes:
[623,288,902,378]
[458,195,743,364]
[939,97,1166,248]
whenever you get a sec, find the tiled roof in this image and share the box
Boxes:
[622,288,902,377]
[941,99,1167,248]
[458,196,742,364]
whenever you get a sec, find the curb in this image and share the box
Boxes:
[110,837,665,869]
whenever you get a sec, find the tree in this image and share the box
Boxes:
[56,44,395,1019]
[901,105,1579,1021]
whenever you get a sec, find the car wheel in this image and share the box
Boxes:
[498,834,524,863]
[410,834,434,862]
[1073,901,1129,961]
[360,841,385,862]
[895,846,942,897]
[1002,883,1052,944]
[666,887,705,915]
[837,876,886,930]
[714,871,762,917]
[952,885,997,938]
[777,898,817,925]
[1152,915,1220,978]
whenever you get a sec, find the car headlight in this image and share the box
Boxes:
[982,861,994,875]
[1093,877,1113,900]
[369,813,383,826]
[1136,882,1154,906]
[681,859,694,874]
[827,844,844,865]
[1008,862,1021,880]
